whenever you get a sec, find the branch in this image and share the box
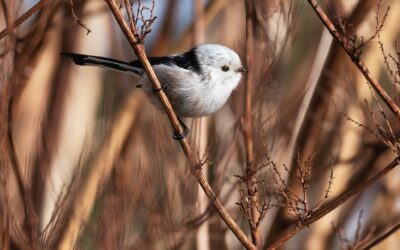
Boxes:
[101,1,256,249]
[267,157,399,249]
[306,0,400,120]
[242,0,261,247]
[6,97,39,247]
[66,0,91,34]
[0,0,50,40]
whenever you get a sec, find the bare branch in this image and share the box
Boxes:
[242,0,262,247]
[66,0,91,34]
[0,0,50,40]
[307,0,400,120]
[268,157,399,249]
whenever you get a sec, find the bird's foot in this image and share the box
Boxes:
[173,127,189,140]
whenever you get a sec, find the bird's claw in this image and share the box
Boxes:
[173,127,189,140]
[173,117,189,140]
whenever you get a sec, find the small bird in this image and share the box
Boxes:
[62,44,245,139]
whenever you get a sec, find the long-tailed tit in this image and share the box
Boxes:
[62,44,245,139]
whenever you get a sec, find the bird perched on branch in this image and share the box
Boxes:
[62,44,245,140]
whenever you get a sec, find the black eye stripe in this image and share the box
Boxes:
[221,65,229,72]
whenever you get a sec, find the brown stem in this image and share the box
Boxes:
[103,1,256,249]
[243,1,261,248]
[306,0,400,120]
[151,0,177,55]
[6,97,39,247]
[193,1,210,249]
[0,0,50,40]
[267,157,399,249]
[193,0,205,45]
[1,3,39,245]
[30,0,86,235]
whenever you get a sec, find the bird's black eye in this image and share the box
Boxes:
[221,65,230,72]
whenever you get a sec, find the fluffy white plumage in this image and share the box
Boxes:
[142,44,244,117]
[62,44,244,118]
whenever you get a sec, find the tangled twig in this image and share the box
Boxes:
[66,0,91,35]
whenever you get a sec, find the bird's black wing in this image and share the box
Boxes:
[173,48,201,73]
[130,48,201,73]
[129,56,175,69]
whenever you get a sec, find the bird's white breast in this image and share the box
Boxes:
[140,64,237,117]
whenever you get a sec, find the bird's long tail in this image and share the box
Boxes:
[61,52,143,75]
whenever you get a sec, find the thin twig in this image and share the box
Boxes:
[66,0,91,34]
[324,157,334,199]
[0,0,50,40]
[267,157,399,249]
[101,1,256,249]
[307,0,400,120]
[124,0,135,32]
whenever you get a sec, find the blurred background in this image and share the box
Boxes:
[1,0,400,249]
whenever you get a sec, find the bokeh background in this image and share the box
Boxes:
[1,0,400,249]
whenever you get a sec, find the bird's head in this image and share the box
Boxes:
[194,44,245,90]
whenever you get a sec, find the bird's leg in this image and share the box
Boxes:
[173,117,190,140]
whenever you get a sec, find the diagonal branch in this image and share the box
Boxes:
[307,0,400,120]
[100,1,256,249]
[267,157,399,249]
[0,0,50,40]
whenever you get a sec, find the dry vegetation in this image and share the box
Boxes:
[1,0,400,249]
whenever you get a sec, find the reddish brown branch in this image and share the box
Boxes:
[0,0,50,40]
[6,97,39,247]
[307,0,400,120]
[102,1,256,249]
[268,157,399,249]
[193,0,205,45]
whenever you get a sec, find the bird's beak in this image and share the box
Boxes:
[236,66,246,73]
